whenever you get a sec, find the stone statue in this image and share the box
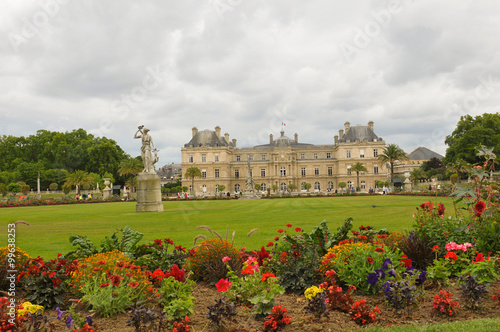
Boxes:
[134,125,158,173]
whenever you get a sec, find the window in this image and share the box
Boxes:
[301,167,306,176]
[250,169,253,177]
[262,154,266,161]
[301,182,307,190]
[373,149,378,157]
[189,185,192,192]
[215,184,219,193]
[360,150,365,158]
[189,155,193,163]
[202,170,206,178]
[326,152,331,159]
[215,169,219,178]
[234,184,240,192]
[261,169,266,177]
[314,182,321,190]
[374,165,379,174]
[202,184,207,192]
[215,154,219,162]
[314,153,318,159]
[280,167,286,177]
[300,153,305,159]
[280,182,287,191]
[347,166,352,175]
[346,150,351,158]
[327,181,334,190]
[236,155,241,161]
[261,183,267,192]
[314,167,319,176]
[202,154,206,162]
[328,166,333,176]
[235,169,240,178]
[361,181,366,189]
[249,155,253,161]
[347,181,353,188]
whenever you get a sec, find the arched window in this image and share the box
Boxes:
[234,184,240,193]
[327,181,334,190]
[301,182,306,190]
[261,183,267,192]
[314,182,320,190]
[280,182,287,191]
[215,184,219,193]
[347,181,353,188]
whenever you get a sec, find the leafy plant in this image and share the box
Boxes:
[380,272,422,316]
[396,231,434,270]
[349,299,381,326]
[459,274,489,310]
[492,286,500,303]
[461,252,500,284]
[304,290,329,320]
[100,226,144,255]
[134,238,188,272]
[206,296,237,332]
[157,276,195,325]
[264,305,292,331]
[127,302,167,332]
[431,290,460,317]
[0,246,31,291]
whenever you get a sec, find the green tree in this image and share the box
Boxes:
[444,113,500,164]
[377,144,408,184]
[302,183,312,192]
[446,158,469,184]
[217,184,226,196]
[118,158,143,192]
[0,183,7,197]
[7,183,22,194]
[338,182,347,192]
[350,162,368,191]
[409,168,426,187]
[49,183,58,191]
[271,184,278,193]
[254,183,261,191]
[287,183,297,192]
[184,166,202,195]
[64,170,94,195]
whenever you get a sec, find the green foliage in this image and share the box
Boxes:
[7,182,22,193]
[49,182,58,191]
[461,254,500,284]
[157,277,195,324]
[396,231,434,270]
[134,238,188,272]
[0,183,7,197]
[100,226,144,256]
[377,144,409,183]
[459,274,489,310]
[338,182,347,189]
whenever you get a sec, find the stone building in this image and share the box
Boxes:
[181,122,389,194]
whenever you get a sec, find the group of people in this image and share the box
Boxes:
[75,193,92,200]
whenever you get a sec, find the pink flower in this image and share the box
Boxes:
[475,200,486,217]
[215,278,232,292]
[222,256,231,262]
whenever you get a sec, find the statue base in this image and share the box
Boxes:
[136,173,164,212]
[239,191,261,200]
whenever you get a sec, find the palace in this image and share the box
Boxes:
[180,122,389,194]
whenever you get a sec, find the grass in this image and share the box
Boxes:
[0,195,457,259]
[358,317,500,331]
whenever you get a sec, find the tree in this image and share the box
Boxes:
[338,182,347,192]
[446,158,469,184]
[7,183,22,194]
[218,184,226,196]
[254,183,261,191]
[271,184,278,193]
[377,144,408,184]
[350,162,368,191]
[118,158,143,192]
[184,166,202,195]
[444,113,500,164]
[303,183,312,192]
[0,183,7,197]
[409,168,426,187]
[49,183,58,191]
[64,170,94,195]
[288,183,297,192]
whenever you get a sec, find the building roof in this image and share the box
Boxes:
[338,124,380,143]
[408,147,444,160]
[254,130,314,148]
[184,130,232,148]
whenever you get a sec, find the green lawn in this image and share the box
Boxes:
[0,196,455,259]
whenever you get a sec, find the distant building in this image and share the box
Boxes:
[157,163,182,186]
[180,122,390,194]
[393,146,445,183]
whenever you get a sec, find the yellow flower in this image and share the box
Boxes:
[18,302,44,316]
[304,285,323,300]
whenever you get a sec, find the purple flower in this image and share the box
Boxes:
[85,316,93,326]
[66,315,73,329]
[367,272,379,287]
[56,307,64,320]
[388,269,396,278]
[416,270,427,286]
[375,268,386,280]
[382,258,393,270]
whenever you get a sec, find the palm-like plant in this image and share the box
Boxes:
[118,158,143,192]
[185,166,202,195]
[350,162,368,191]
[409,168,426,187]
[64,170,94,195]
[377,144,408,184]
[446,158,469,184]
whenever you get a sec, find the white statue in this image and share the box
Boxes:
[134,125,158,173]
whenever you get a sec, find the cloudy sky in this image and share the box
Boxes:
[1,0,499,164]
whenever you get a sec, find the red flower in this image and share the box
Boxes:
[351,231,359,236]
[274,236,280,241]
[400,254,412,268]
[100,282,110,288]
[475,201,486,217]
[444,252,458,261]
[261,272,276,282]
[286,224,292,228]
[438,203,445,216]
[277,229,284,233]
[432,245,440,252]
[164,238,174,245]
[49,271,56,278]
[242,265,255,275]
[375,247,384,253]
[154,239,163,248]
[473,252,485,264]
[116,261,126,268]
[92,268,102,272]
[96,260,106,265]
[109,274,122,287]
[175,245,186,252]
[215,278,232,292]
[377,234,387,239]
[366,257,375,264]
[293,251,300,258]
[128,282,139,288]
[295,227,302,232]
[267,242,274,247]
[325,270,336,277]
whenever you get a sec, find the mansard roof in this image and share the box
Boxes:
[338,124,381,143]
[254,130,314,149]
[408,147,444,160]
[184,130,232,148]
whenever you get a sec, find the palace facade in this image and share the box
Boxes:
[181,122,389,194]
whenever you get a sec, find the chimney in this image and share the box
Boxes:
[344,122,350,133]
[215,126,221,138]
[294,133,298,143]
[232,138,237,147]
[339,129,344,139]
[270,134,274,144]
[334,135,338,144]
[368,121,374,131]
[224,133,230,144]
[192,127,198,138]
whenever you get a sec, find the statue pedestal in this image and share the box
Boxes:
[136,172,164,212]
[240,190,260,200]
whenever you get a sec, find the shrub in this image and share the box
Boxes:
[396,231,434,270]
[157,276,195,326]
[206,296,237,331]
[49,182,58,191]
[431,290,460,317]
[264,305,292,331]
[304,289,329,320]
[461,252,500,284]
[134,238,188,272]
[459,274,489,310]
[0,246,31,291]
[492,286,500,303]
[186,238,242,283]
[349,299,381,326]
